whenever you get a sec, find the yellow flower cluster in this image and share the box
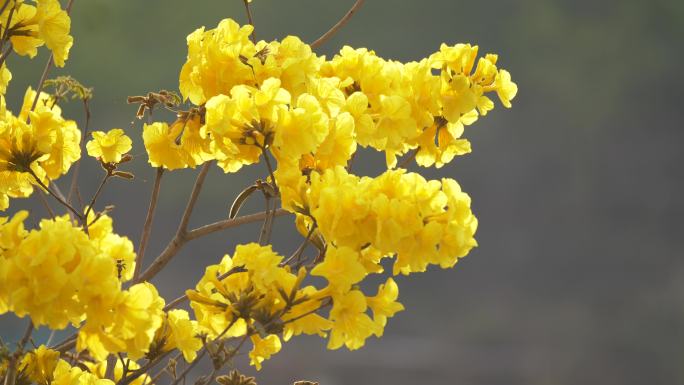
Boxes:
[0,211,128,327]
[187,242,406,367]
[0,89,80,210]
[147,17,516,369]
[0,12,517,377]
[144,18,516,173]
[187,243,332,370]
[0,211,201,362]
[146,19,517,172]
[18,346,114,385]
[305,166,478,275]
[0,0,74,93]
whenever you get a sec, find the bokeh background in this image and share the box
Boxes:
[2,0,684,384]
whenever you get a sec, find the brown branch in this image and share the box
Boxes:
[135,208,289,284]
[310,0,365,49]
[28,169,83,220]
[186,208,289,241]
[258,197,273,246]
[83,171,111,232]
[281,224,316,266]
[36,190,56,218]
[53,335,77,353]
[3,322,34,385]
[116,349,174,385]
[397,148,418,169]
[67,98,92,206]
[168,349,206,385]
[243,0,255,43]
[134,162,213,283]
[135,167,164,280]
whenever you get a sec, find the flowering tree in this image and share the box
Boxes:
[0,1,517,384]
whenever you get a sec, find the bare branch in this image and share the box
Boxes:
[135,167,164,280]
[310,0,365,49]
[134,162,212,283]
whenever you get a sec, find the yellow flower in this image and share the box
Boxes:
[2,0,74,67]
[4,3,42,59]
[52,359,114,385]
[0,88,80,209]
[282,287,332,341]
[495,69,518,108]
[19,345,60,385]
[250,36,322,99]
[162,309,203,362]
[203,79,289,173]
[86,129,132,163]
[179,18,256,105]
[272,93,329,162]
[142,122,187,170]
[85,358,150,385]
[249,334,281,370]
[311,246,367,292]
[35,0,74,67]
[366,278,404,333]
[327,290,379,350]
[0,64,11,95]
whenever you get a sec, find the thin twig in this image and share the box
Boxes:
[116,349,173,385]
[178,162,212,235]
[83,171,111,232]
[187,209,289,240]
[67,98,92,206]
[168,349,206,385]
[105,355,117,380]
[282,298,332,325]
[45,330,56,347]
[0,6,16,55]
[36,190,56,218]
[258,197,272,245]
[18,322,34,351]
[134,162,213,283]
[3,322,34,385]
[260,149,277,192]
[53,335,77,353]
[242,0,255,43]
[281,224,316,266]
[0,1,11,20]
[135,167,164,279]
[397,148,418,169]
[28,169,83,220]
[0,49,12,69]
[310,0,365,49]
[28,56,54,123]
[136,208,288,284]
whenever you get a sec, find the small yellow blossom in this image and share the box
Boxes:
[311,246,367,292]
[328,290,380,350]
[366,278,404,333]
[19,345,60,385]
[162,309,203,362]
[86,129,132,163]
[249,334,281,370]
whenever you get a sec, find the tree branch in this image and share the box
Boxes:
[133,162,212,283]
[135,167,164,280]
[310,0,365,49]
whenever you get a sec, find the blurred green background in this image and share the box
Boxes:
[2,0,684,384]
